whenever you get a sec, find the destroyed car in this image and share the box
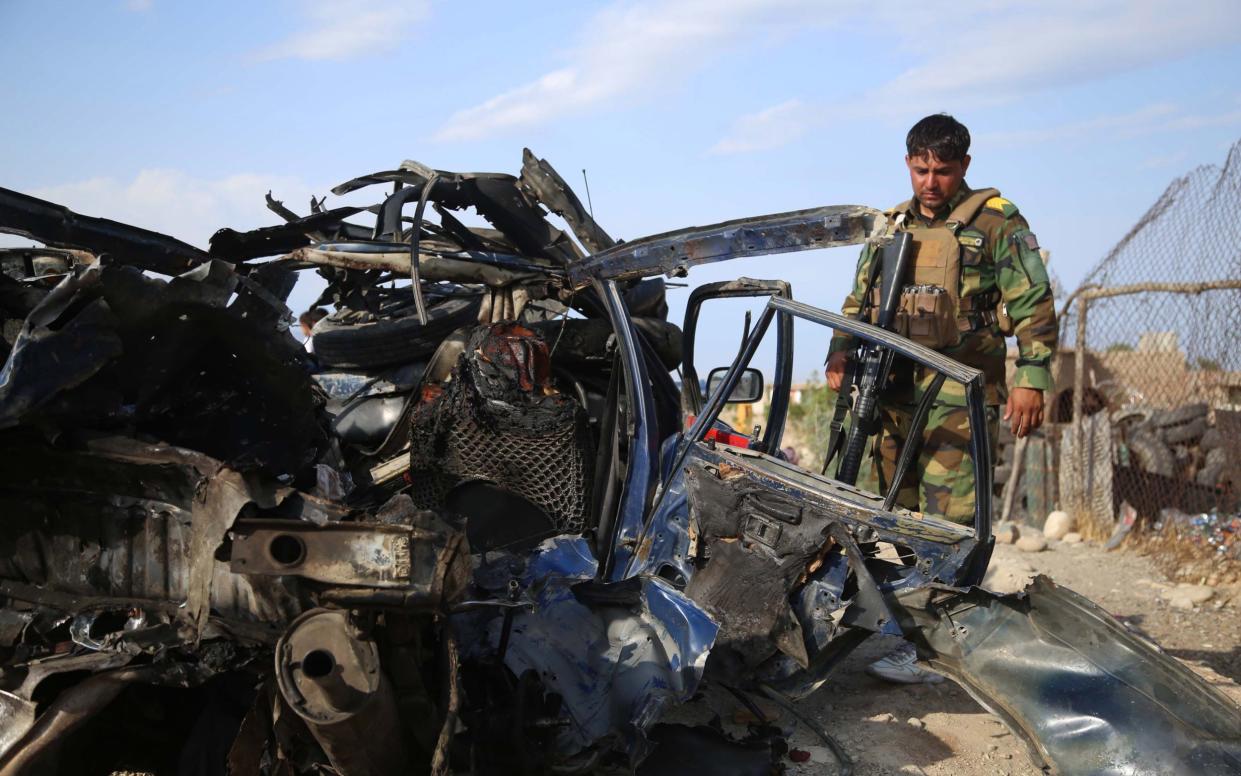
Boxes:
[0,151,1239,775]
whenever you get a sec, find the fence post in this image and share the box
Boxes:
[1070,295,1089,517]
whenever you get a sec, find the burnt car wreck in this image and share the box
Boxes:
[0,151,1239,775]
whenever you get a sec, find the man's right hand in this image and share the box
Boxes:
[825,351,849,391]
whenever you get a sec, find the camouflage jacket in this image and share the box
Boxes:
[829,184,1058,405]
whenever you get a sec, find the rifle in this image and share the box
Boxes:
[823,231,913,484]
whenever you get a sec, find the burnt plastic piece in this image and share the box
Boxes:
[209,206,364,260]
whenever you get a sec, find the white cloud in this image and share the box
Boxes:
[707,99,811,155]
[1163,107,1241,132]
[979,102,1241,147]
[254,0,430,62]
[980,104,1180,146]
[1139,151,1190,170]
[866,0,1240,111]
[711,0,1241,154]
[434,0,832,141]
[26,170,323,248]
[10,170,334,313]
[439,0,1239,151]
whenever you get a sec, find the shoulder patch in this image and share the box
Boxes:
[984,196,1019,218]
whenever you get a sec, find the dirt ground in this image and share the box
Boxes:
[758,537,1241,775]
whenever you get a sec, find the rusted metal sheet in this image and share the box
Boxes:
[231,520,425,588]
[290,244,542,286]
[0,439,304,629]
[518,148,615,253]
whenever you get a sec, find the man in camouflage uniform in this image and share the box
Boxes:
[825,114,1057,682]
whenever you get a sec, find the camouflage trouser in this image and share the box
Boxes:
[858,402,1000,525]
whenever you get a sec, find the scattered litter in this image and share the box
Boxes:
[1157,508,1241,560]
[1106,501,1139,550]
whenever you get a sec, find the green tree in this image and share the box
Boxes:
[785,374,844,473]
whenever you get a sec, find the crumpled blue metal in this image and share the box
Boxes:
[475,535,718,759]
[522,534,599,583]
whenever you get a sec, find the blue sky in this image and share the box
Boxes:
[3,0,1240,380]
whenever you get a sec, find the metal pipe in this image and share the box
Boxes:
[764,306,795,455]
[0,667,153,776]
[767,297,981,386]
[597,278,659,582]
[430,631,461,776]
[291,245,540,286]
[408,175,440,325]
[1058,280,1241,360]
[274,609,410,776]
[1000,434,1029,525]
[1078,279,1241,301]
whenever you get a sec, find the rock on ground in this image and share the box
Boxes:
[1063,532,1083,544]
[1043,510,1075,540]
[1016,535,1048,553]
[1162,583,1215,610]
[984,556,1037,593]
[994,522,1020,544]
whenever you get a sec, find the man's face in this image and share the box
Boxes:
[906,152,970,213]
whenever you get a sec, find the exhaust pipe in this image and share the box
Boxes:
[275,609,410,776]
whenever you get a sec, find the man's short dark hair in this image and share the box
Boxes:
[906,114,970,161]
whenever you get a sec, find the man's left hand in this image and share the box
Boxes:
[1004,387,1044,438]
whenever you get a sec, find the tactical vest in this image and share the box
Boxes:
[868,187,1004,348]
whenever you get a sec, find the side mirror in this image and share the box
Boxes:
[706,367,764,404]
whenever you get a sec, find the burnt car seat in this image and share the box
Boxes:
[408,323,594,551]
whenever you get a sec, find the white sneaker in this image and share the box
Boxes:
[865,642,944,685]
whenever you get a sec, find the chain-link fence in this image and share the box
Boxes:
[1049,140,1241,563]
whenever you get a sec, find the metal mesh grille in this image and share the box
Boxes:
[408,342,593,534]
[1058,413,1113,526]
[1061,144,1241,369]
[1055,139,1241,561]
